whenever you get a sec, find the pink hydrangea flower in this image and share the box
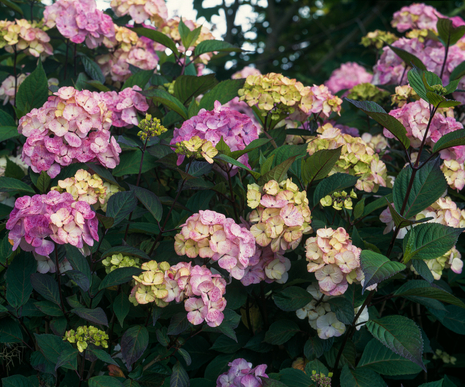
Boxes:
[171,100,260,168]
[44,0,115,49]
[174,210,256,281]
[6,192,99,271]
[18,87,122,177]
[392,3,442,32]
[217,358,268,387]
[231,66,261,80]
[111,0,168,25]
[325,62,373,94]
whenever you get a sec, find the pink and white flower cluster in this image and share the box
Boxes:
[171,100,260,167]
[130,261,227,327]
[111,0,168,25]
[6,192,99,266]
[386,99,464,153]
[391,3,441,32]
[325,62,373,94]
[44,0,115,49]
[231,66,261,80]
[306,227,362,296]
[100,86,149,127]
[174,210,256,281]
[0,74,27,106]
[18,87,122,178]
[248,179,312,252]
[0,19,53,58]
[241,245,291,286]
[216,358,268,387]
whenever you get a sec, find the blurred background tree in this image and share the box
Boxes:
[194,0,464,83]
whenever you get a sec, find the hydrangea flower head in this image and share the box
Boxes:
[217,358,268,387]
[248,179,312,252]
[18,86,121,177]
[0,19,53,57]
[325,62,373,94]
[307,124,389,192]
[102,253,140,273]
[232,66,261,79]
[171,100,259,167]
[360,29,398,49]
[392,3,442,32]
[346,83,390,104]
[7,192,99,270]
[174,210,256,281]
[44,0,115,49]
[64,326,109,352]
[111,0,168,25]
[306,227,362,296]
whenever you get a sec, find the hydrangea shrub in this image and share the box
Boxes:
[0,1,465,387]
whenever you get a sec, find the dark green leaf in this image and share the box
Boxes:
[121,325,149,368]
[360,250,406,292]
[81,55,105,83]
[393,158,447,219]
[366,315,424,370]
[106,190,138,226]
[313,173,359,206]
[437,17,465,46]
[340,365,387,387]
[174,74,218,104]
[71,307,109,326]
[450,60,465,81]
[132,186,163,222]
[56,347,78,371]
[408,67,429,101]
[99,267,143,290]
[0,126,20,142]
[403,223,463,262]
[260,377,288,387]
[5,158,25,179]
[198,79,245,111]
[89,376,125,387]
[0,110,15,127]
[0,176,35,194]
[6,253,37,309]
[114,292,131,328]
[194,40,242,57]
[0,0,24,15]
[0,317,23,343]
[302,147,342,185]
[216,153,260,178]
[411,259,435,284]
[34,300,63,317]
[279,368,313,387]
[394,280,465,309]
[65,245,91,291]
[133,27,179,54]
[112,149,158,177]
[88,348,119,366]
[2,375,33,387]
[388,44,426,70]
[122,69,154,90]
[362,194,392,217]
[30,273,61,306]
[273,286,313,312]
[258,156,296,185]
[264,320,300,345]
[35,333,75,365]
[432,129,465,154]
[167,313,190,335]
[100,246,150,261]
[143,88,188,119]
[346,99,410,149]
[328,297,355,325]
[34,171,51,193]
[430,305,465,334]
[171,361,189,387]
[16,61,49,114]
[304,336,332,359]
[358,339,422,376]
[229,138,271,159]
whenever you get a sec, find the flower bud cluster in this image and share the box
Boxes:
[52,169,120,212]
[160,18,215,64]
[360,30,398,49]
[174,210,256,280]
[231,66,261,80]
[138,114,167,140]
[100,86,149,127]
[110,0,168,25]
[248,179,312,252]
[311,371,333,387]
[0,19,53,57]
[171,100,259,167]
[392,3,440,32]
[320,190,357,211]
[386,99,464,155]
[6,192,99,262]
[346,83,390,104]
[130,261,227,327]
[44,0,114,49]
[325,63,373,94]
[441,160,465,191]
[64,326,109,353]
[306,228,363,296]
[216,358,268,387]
[391,85,419,107]
[238,73,342,121]
[18,86,121,178]
[102,253,141,273]
[433,349,457,365]
[307,124,388,192]
[174,136,218,164]
[241,245,291,286]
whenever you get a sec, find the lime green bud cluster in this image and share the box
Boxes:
[360,30,398,49]
[433,349,457,365]
[164,81,175,95]
[174,136,218,164]
[102,253,141,274]
[138,114,167,141]
[320,190,357,211]
[130,261,173,307]
[311,370,333,387]
[64,326,109,353]
[347,83,390,104]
